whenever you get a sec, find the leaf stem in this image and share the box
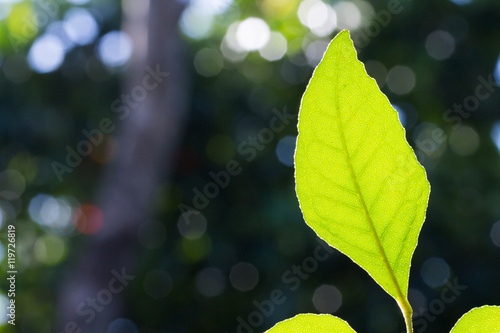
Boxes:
[397,297,413,333]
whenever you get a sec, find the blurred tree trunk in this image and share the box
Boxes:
[56,0,189,331]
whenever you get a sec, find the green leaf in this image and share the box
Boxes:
[265,313,357,333]
[450,306,500,333]
[294,30,430,326]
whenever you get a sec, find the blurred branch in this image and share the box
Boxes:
[56,0,189,330]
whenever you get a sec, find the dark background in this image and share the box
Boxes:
[0,0,500,332]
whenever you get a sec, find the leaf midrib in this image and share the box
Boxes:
[332,36,406,304]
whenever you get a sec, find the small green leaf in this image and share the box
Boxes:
[294,30,430,326]
[450,306,500,333]
[265,313,357,333]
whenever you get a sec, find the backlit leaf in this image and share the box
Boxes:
[294,30,430,321]
[450,306,500,333]
[265,313,357,333]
